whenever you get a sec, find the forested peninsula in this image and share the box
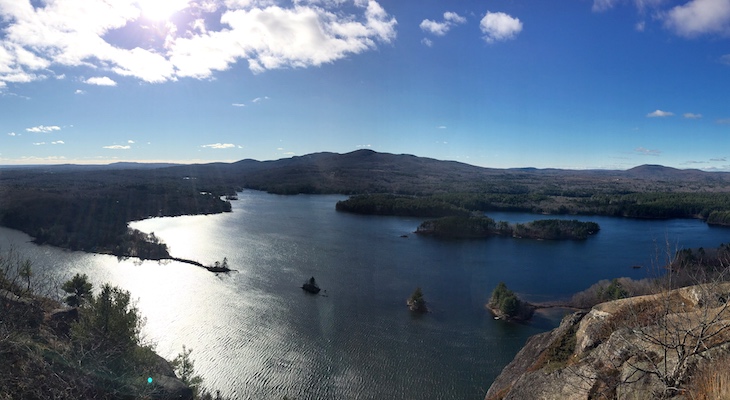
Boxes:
[414,216,600,240]
[3,149,730,257]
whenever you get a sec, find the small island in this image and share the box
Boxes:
[206,257,232,273]
[407,287,428,313]
[416,216,599,240]
[486,282,534,321]
[302,277,321,294]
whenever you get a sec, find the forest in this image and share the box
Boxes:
[3,150,730,256]
[0,167,233,258]
[415,215,600,240]
[335,191,730,223]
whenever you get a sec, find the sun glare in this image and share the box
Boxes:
[136,0,189,21]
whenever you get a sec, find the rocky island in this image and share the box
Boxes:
[486,282,535,321]
[407,287,428,313]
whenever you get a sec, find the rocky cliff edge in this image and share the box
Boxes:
[486,282,730,400]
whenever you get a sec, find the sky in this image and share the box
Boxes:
[1,0,730,170]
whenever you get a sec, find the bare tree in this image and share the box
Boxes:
[561,243,730,399]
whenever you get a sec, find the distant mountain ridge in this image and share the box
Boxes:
[4,150,730,194]
[160,149,730,195]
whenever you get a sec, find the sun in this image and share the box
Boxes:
[136,0,189,21]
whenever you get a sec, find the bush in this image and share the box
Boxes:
[71,283,144,364]
[172,345,203,394]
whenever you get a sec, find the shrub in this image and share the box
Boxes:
[172,345,204,395]
[71,283,144,363]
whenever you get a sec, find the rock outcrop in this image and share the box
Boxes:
[486,283,730,400]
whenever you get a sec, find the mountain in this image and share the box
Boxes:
[625,164,707,180]
[4,151,730,195]
[153,151,730,195]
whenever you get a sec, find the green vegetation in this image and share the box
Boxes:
[512,219,600,240]
[0,167,232,258]
[531,318,580,373]
[598,278,628,302]
[707,210,730,226]
[407,287,428,313]
[0,252,230,399]
[415,216,497,238]
[416,216,599,240]
[337,190,730,224]
[3,152,730,258]
[172,346,204,395]
[335,194,469,217]
[61,273,93,307]
[488,282,533,320]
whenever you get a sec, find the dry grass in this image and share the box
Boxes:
[687,353,730,400]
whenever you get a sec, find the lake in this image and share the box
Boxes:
[2,190,730,399]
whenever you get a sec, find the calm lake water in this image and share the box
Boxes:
[3,190,730,399]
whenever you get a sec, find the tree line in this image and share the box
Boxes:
[337,191,730,223]
[0,169,232,257]
[415,215,600,240]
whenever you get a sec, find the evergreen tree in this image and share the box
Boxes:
[62,273,93,307]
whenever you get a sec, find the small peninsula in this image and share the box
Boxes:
[486,282,534,321]
[415,216,600,240]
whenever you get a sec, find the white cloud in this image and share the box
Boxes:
[592,0,664,13]
[202,143,236,149]
[84,76,117,86]
[420,11,466,37]
[444,12,466,25]
[232,103,246,107]
[480,12,523,43]
[592,0,619,12]
[684,112,703,119]
[0,0,397,86]
[51,140,64,144]
[593,0,730,38]
[127,140,135,144]
[646,109,674,117]
[74,89,86,94]
[252,96,269,103]
[103,145,131,149]
[421,38,433,47]
[171,1,397,77]
[33,142,46,145]
[664,0,730,37]
[26,125,61,133]
[635,146,662,155]
[420,20,450,36]
[7,132,18,136]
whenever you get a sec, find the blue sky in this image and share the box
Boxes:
[1,0,730,170]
